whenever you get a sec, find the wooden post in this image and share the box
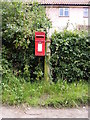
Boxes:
[44,39,51,81]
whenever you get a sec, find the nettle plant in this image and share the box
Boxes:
[50,30,89,82]
[2,2,51,81]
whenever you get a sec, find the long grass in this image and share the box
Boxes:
[2,73,88,108]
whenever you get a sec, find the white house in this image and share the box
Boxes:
[23,0,89,36]
[37,0,89,36]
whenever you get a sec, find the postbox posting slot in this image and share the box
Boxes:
[36,35,44,38]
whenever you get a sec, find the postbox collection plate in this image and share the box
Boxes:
[38,43,42,52]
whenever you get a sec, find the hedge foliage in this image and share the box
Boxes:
[50,30,90,82]
[2,2,51,81]
[2,2,89,82]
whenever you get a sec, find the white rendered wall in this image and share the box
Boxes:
[46,7,88,36]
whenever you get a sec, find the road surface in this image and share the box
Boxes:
[0,105,88,118]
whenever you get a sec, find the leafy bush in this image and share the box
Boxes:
[2,46,12,76]
[2,2,51,81]
[50,30,89,82]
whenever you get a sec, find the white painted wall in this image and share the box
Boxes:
[46,7,88,37]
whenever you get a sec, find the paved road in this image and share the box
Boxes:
[0,105,88,118]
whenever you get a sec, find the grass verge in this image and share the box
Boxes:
[2,73,88,108]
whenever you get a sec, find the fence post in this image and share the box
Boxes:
[44,39,51,81]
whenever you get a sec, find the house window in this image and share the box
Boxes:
[59,8,69,17]
[83,8,88,17]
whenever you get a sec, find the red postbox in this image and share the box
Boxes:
[35,32,45,56]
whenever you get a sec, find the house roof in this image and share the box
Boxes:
[24,0,89,5]
[38,0,89,5]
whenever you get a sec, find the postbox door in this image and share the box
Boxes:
[35,41,45,56]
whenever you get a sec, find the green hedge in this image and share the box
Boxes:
[50,30,89,82]
[2,2,51,81]
[2,2,89,82]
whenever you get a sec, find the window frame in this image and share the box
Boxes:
[59,8,69,17]
[83,8,88,18]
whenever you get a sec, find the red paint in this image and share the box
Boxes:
[35,32,45,56]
